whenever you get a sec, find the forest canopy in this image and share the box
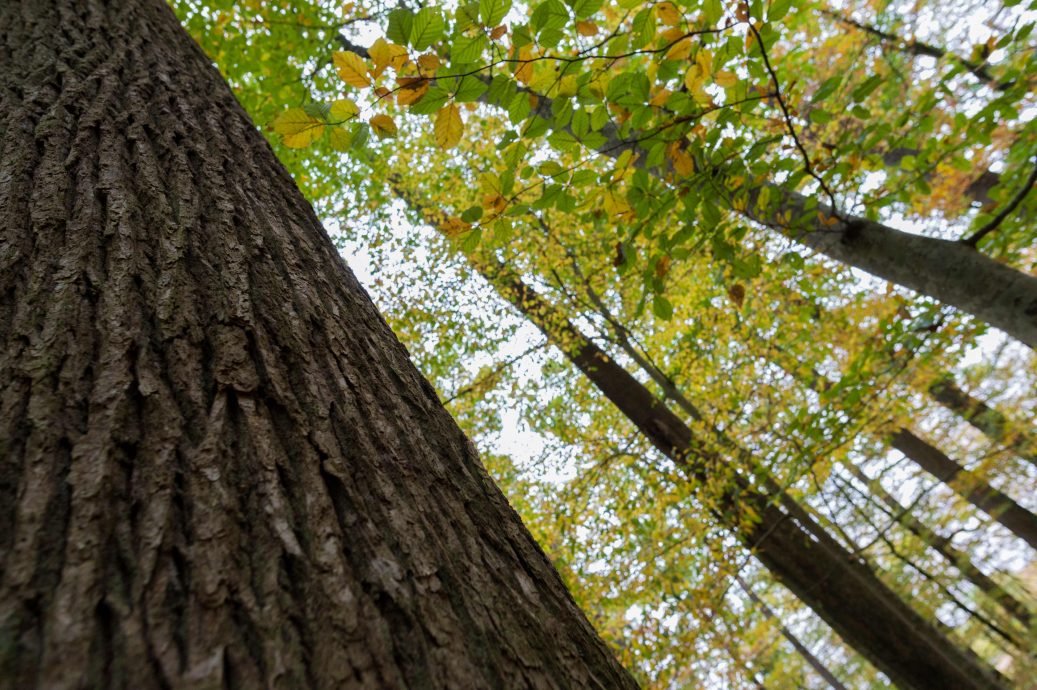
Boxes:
[176,0,1036,686]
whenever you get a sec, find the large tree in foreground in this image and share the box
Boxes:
[0,1,637,687]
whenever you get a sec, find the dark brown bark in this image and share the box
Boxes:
[890,430,1037,552]
[928,376,1037,468]
[465,257,1007,690]
[0,2,639,688]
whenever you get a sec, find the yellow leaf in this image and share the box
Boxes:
[684,65,704,91]
[333,51,371,88]
[369,114,398,138]
[417,53,441,75]
[272,108,324,148]
[490,25,508,40]
[397,77,430,106]
[514,45,535,84]
[715,70,737,87]
[576,20,598,36]
[660,27,685,42]
[670,147,695,177]
[368,38,408,77]
[329,99,359,121]
[696,48,713,75]
[328,126,353,151]
[665,38,693,61]
[656,1,681,26]
[650,88,673,106]
[440,216,471,237]
[434,103,464,149]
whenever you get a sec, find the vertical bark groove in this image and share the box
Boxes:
[0,2,637,688]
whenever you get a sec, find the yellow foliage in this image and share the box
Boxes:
[435,103,464,149]
[333,50,371,88]
[272,108,323,148]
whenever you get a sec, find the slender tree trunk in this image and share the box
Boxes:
[0,2,639,688]
[586,285,1036,632]
[755,337,1037,552]
[844,466,1034,631]
[447,250,1008,689]
[890,430,1037,551]
[927,375,1037,468]
[733,576,849,690]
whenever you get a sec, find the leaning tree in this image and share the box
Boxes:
[0,1,637,687]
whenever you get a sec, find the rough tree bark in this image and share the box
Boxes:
[0,2,639,688]
[433,245,1007,689]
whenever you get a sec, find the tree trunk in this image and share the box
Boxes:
[927,376,1037,468]
[0,2,639,688]
[890,430,1037,551]
[733,576,849,690]
[456,253,1008,690]
[592,289,1036,632]
[843,466,1034,632]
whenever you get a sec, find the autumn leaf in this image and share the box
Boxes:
[397,77,430,106]
[576,20,598,36]
[329,98,359,122]
[333,50,371,88]
[665,38,692,61]
[368,38,408,78]
[417,53,441,75]
[272,108,323,148]
[435,103,464,149]
[656,1,681,26]
[370,114,398,138]
[727,283,746,308]
[439,215,471,236]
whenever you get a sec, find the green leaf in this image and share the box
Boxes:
[769,0,793,22]
[461,205,484,222]
[452,34,488,64]
[408,85,451,114]
[479,0,512,26]
[531,0,569,31]
[410,8,446,51]
[652,295,674,320]
[852,74,883,101]
[813,76,841,102]
[386,9,414,45]
[455,2,481,31]
[453,75,489,102]
[568,0,602,19]
[808,109,833,124]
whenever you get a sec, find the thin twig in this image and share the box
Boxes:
[961,155,1037,247]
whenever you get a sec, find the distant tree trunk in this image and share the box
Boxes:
[890,430,1037,551]
[927,375,1037,468]
[0,2,639,688]
[752,338,1037,552]
[733,576,849,690]
[444,250,1007,689]
[843,466,1034,632]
